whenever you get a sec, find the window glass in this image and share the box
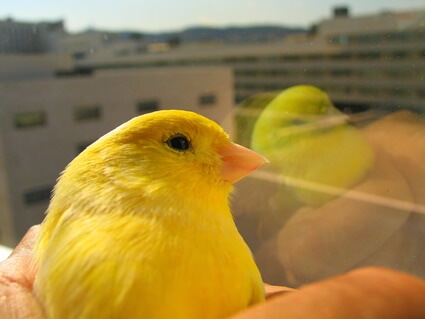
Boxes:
[136,100,159,114]
[76,141,94,154]
[1,2,425,307]
[14,111,46,128]
[199,94,216,106]
[74,105,102,121]
[23,186,52,204]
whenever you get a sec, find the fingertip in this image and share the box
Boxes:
[264,283,295,299]
[9,225,41,258]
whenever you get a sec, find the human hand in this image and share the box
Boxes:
[234,267,425,319]
[0,225,45,319]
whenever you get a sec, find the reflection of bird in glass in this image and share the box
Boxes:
[251,85,374,207]
[35,110,266,319]
[245,87,423,287]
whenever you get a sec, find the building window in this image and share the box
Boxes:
[330,53,351,60]
[389,87,409,97]
[330,69,352,77]
[14,111,46,128]
[329,35,349,45]
[199,94,216,106]
[73,52,86,60]
[417,89,425,98]
[76,141,94,154]
[74,105,102,121]
[358,87,380,96]
[136,100,159,114]
[278,55,301,61]
[390,51,409,60]
[23,186,53,205]
[357,52,380,60]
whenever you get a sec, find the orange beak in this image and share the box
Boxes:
[218,142,269,184]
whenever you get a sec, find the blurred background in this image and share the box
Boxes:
[0,1,424,287]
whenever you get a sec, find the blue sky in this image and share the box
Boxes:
[2,0,424,32]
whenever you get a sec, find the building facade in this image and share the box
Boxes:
[74,8,425,113]
[0,66,233,245]
[0,18,65,54]
[0,54,73,81]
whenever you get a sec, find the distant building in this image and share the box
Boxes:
[0,64,233,245]
[0,18,144,57]
[59,30,124,59]
[59,30,174,60]
[74,8,425,113]
[0,18,65,53]
[320,7,425,41]
[0,54,73,81]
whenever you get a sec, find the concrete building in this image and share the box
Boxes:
[58,30,167,60]
[0,18,65,53]
[73,8,425,113]
[0,54,73,81]
[0,65,233,245]
[58,30,124,59]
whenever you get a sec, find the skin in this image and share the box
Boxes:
[2,226,425,319]
[0,226,45,319]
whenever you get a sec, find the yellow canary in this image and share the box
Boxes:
[35,110,267,319]
[251,85,374,206]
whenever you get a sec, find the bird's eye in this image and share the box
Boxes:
[166,134,190,151]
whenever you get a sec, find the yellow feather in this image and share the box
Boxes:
[35,110,264,319]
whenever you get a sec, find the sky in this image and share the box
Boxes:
[2,0,424,33]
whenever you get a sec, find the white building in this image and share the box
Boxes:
[0,18,65,53]
[0,63,233,246]
[0,54,73,81]
[74,8,425,113]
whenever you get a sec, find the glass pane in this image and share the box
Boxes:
[136,100,159,114]
[1,4,425,316]
[14,111,46,128]
[74,105,102,121]
[23,186,52,204]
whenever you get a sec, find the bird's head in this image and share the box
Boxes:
[53,110,267,213]
[268,85,335,115]
[251,85,347,153]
